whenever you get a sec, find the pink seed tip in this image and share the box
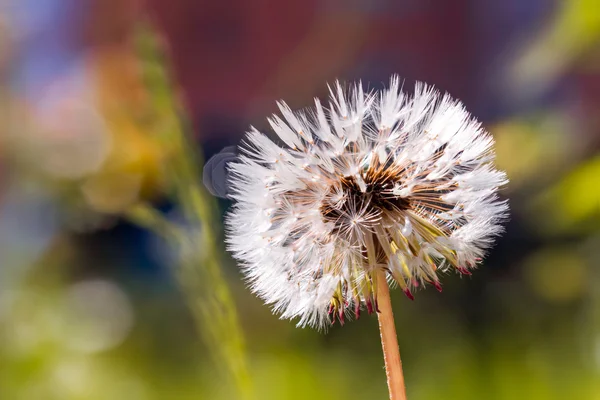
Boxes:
[433,281,442,292]
[366,298,374,314]
[458,267,472,276]
[403,289,415,301]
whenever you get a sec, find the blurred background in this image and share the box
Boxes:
[1,1,600,399]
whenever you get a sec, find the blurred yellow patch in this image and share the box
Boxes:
[511,0,600,95]
[523,248,587,302]
[81,172,142,214]
[532,156,600,234]
[85,47,167,208]
[492,116,572,188]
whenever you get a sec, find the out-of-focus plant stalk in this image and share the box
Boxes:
[126,21,252,398]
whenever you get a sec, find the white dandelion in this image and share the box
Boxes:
[225,76,508,330]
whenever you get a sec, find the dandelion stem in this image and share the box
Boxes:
[376,270,407,400]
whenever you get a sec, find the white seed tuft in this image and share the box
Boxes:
[225,76,508,329]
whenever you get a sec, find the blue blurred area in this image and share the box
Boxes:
[8,0,82,98]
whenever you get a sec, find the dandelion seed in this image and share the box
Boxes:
[225,76,508,330]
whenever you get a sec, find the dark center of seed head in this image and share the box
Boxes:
[320,171,411,226]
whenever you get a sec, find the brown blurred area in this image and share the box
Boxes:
[101,1,517,137]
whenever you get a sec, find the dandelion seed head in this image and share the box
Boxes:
[226,76,508,329]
